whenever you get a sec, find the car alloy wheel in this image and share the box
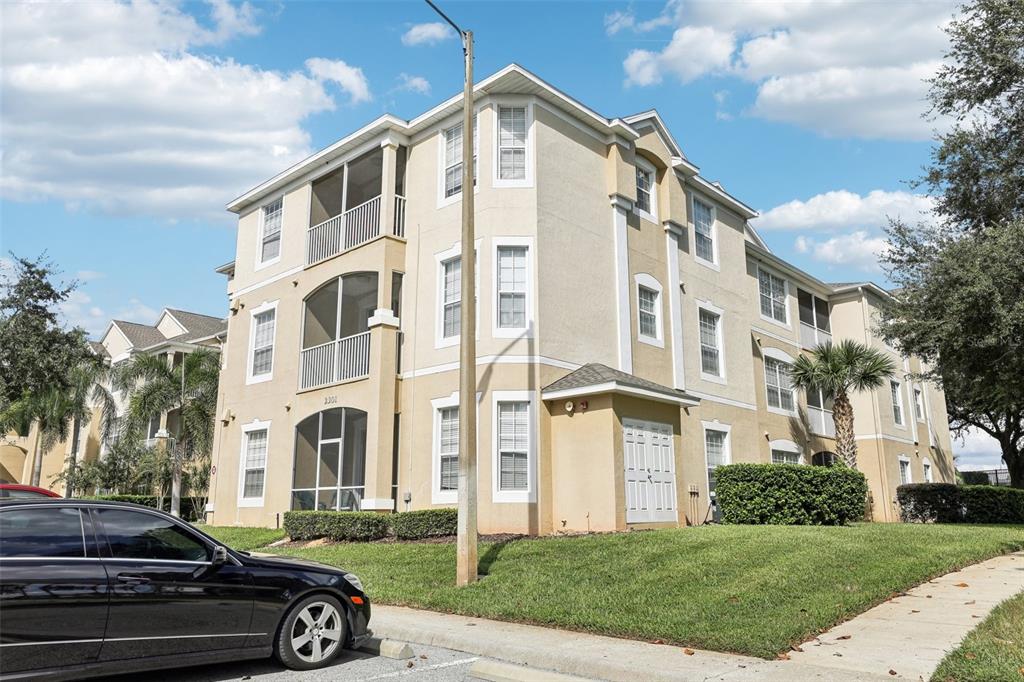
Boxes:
[289,601,344,664]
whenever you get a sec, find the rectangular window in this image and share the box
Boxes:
[438,407,459,491]
[914,388,924,421]
[693,199,715,263]
[497,401,529,491]
[758,268,788,323]
[798,289,831,331]
[498,106,527,180]
[899,459,911,485]
[638,286,659,338]
[242,429,268,499]
[635,165,653,214]
[497,246,527,329]
[260,198,282,263]
[771,449,801,465]
[705,428,728,499]
[891,381,904,425]
[923,461,933,483]
[699,309,721,377]
[251,309,276,377]
[442,257,461,338]
[444,117,478,198]
[765,357,795,412]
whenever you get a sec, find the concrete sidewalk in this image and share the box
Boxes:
[371,551,1024,681]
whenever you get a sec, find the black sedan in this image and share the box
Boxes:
[0,499,371,680]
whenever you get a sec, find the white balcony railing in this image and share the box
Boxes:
[800,322,833,349]
[306,195,381,265]
[393,195,406,238]
[808,405,837,438]
[299,331,371,390]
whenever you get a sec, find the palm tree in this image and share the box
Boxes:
[790,339,897,469]
[114,348,218,517]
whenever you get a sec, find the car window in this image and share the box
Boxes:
[0,507,85,558]
[6,489,52,499]
[96,509,210,562]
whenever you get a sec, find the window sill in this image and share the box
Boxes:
[254,256,281,273]
[695,257,720,272]
[493,176,533,189]
[767,406,798,418]
[493,490,534,504]
[246,372,274,386]
[431,491,458,505]
[436,185,480,210]
[700,372,727,385]
[759,314,792,331]
[635,208,658,224]
[493,326,533,340]
[237,498,265,508]
[638,334,664,348]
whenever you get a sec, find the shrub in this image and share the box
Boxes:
[960,470,992,485]
[83,495,206,521]
[715,463,868,525]
[389,508,458,540]
[283,511,389,542]
[897,484,1024,524]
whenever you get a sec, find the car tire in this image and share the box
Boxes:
[275,593,349,670]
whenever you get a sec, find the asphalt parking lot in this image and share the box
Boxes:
[97,643,481,682]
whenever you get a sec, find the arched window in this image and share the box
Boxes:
[292,408,367,511]
[812,451,838,467]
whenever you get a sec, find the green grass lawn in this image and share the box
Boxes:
[262,524,1024,658]
[201,525,286,550]
[932,591,1024,682]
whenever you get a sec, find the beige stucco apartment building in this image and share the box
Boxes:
[0,309,226,494]
[206,65,954,532]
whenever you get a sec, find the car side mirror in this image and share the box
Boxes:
[212,545,228,565]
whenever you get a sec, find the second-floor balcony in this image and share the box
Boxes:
[306,144,407,266]
[300,331,372,390]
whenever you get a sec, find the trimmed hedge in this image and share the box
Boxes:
[83,495,206,521]
[898,483,1024,524]
[960,471,992,485]
[390,508,458,540]
[715,463,868,526]
[283,511,390,542]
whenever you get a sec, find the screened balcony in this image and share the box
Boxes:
[299,272,377,390]
[306,146,407,265]
[798,289,833,349]
[291,407,367,511]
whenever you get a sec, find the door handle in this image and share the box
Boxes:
[117,574,150,584]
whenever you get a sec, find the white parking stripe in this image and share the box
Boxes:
[359,656,479,680]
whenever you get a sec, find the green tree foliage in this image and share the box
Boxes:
[0,254,92,411]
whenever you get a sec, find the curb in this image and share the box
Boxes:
[470,658,595,682]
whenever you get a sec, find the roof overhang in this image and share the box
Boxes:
[745,241,834,298]
[830,282,895,302]
[542,381,700,407]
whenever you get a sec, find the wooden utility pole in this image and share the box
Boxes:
[425,0,477,586]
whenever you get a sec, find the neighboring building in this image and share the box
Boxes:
[0,308,226,494]
[207,64,954,531]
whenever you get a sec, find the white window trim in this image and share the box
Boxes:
[890,380,906,429]
[913,385,926,423]
[922,457,934,483]
[769,438,803,465]
[491,98,535,189]
[691,194,720,271]
[245,299,278,385]
[237,419,271,507]
[254,197,283,272]
[634,273,664,348]
[634,156,658,223]
[757,264,791,329]
[696,299,726,384]
[702,420,732,497]
[491,390,537,504]
[492,236,535,339]
[434,240,481,349]
[762,347,797,416]
[898,454,912,485]
[430,391,481,505]
[437,108,481,209]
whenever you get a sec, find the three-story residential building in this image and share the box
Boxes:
[206,65,954,531]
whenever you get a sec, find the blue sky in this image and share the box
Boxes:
[1,0,997,465]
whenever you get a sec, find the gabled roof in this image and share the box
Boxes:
[623,110,686,160]
[163,309,227,342]
[111,320,167,349]
[101,308,226,354]
[542,363,699,407]
[88,341,109,359]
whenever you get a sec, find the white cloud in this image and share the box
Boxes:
[75,270,105,282]
[306,58,371,104]
[756,190,933,232]
[793,231,889,272]
[0,1,372,221]
[396,73,431,95]
[401,22,455,47]
[953,428,1006,470]
[58,290,108,336]
[112,298,160,326]
[615,0,956,139]
[605,2,678,35]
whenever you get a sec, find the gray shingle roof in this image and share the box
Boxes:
[88,341,109,358]
[165,309,227,342]
[113,320,167,349]
[542,363,697,404]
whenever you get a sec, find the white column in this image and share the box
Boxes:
[664,220,686,390]
[610,194,633,374]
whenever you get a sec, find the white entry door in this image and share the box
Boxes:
[623,418,677,523]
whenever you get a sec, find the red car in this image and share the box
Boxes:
[0,483,61,499]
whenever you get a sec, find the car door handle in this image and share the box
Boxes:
[117,574,150,584]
